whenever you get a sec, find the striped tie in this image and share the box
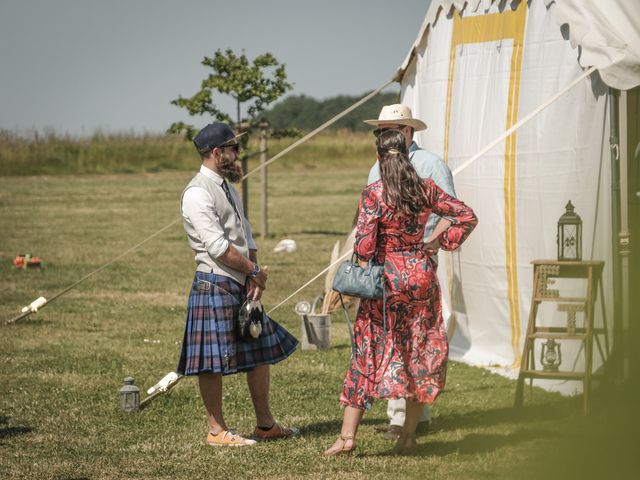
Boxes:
[221,180,240,219]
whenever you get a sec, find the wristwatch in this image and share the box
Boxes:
[248,263,261,278]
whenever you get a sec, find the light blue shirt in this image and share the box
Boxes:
[367,142,456,241]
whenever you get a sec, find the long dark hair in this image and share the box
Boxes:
[377,129,428,216]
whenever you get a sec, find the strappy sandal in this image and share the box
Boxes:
[323,434,356,457]
[391,432,417,455]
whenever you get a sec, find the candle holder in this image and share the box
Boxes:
[119,376,140,412]
[540,339,562,372]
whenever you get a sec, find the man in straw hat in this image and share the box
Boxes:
[364,104,457,440]
[177,122,299,447]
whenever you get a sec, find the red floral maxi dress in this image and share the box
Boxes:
[339,178,477,410]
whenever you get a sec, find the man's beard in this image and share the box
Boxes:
[218,156,243,183]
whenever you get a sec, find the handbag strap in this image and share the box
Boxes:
[339,281,388,380]
[338,295,356,357]
[350,252,380,277]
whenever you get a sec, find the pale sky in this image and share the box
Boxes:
[0,0,430,137]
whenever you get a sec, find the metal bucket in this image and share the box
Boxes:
[301,313,331,350]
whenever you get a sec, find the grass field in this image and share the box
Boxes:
[0,135,636,479]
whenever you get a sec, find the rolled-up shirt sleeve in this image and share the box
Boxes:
[181,186,229,258]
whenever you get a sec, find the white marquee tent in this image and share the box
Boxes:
[394,0,640,393]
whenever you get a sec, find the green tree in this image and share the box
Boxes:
[168,48,293,217]
[168,48,293,139]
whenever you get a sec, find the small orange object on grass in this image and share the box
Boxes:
[12,254,44,269]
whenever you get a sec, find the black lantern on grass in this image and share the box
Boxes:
[119,376,140,412]
[557,201,582,261]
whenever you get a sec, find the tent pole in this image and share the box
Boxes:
[628,87,640,387]
[618,90,631,381]
[608,88,624,383]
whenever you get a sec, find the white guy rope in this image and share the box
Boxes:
[129,66,601,406]
[6,77,395,324]
[265,67,598,316]
[267,249,353,315]
[8,67,596,324]
[119,66,601,406]
[6,218,181,324]
[242,79,395,180]
[451,66,596,177]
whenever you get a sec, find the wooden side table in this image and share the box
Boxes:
[514,260,608,414]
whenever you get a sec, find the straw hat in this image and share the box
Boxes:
[363,104,427,131]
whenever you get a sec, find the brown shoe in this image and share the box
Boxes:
[383,424,403,441]
[391,432,417,455]
[374,424,391,433]
[416,420,430,435]
[252,422,300,441]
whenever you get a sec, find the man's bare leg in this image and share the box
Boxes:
[198,372,226,434]
[246,364,275,427]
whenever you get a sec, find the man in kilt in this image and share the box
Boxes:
[177,122,299,447]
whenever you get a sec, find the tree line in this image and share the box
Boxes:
[260,91,400,132]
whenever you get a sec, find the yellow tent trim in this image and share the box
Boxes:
[444,3,528,367]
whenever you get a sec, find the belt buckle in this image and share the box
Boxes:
[196,279,212,292]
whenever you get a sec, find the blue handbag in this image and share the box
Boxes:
[332,254,384,299]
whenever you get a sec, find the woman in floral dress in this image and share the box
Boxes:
[324,129,477,456]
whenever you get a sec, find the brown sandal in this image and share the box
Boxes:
[323,434,356,457]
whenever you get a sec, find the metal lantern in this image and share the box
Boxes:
[119,376,140,412]
[540,339,562,372]
[557,200,582,261]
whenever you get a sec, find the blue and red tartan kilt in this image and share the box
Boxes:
[177,271,298,376]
